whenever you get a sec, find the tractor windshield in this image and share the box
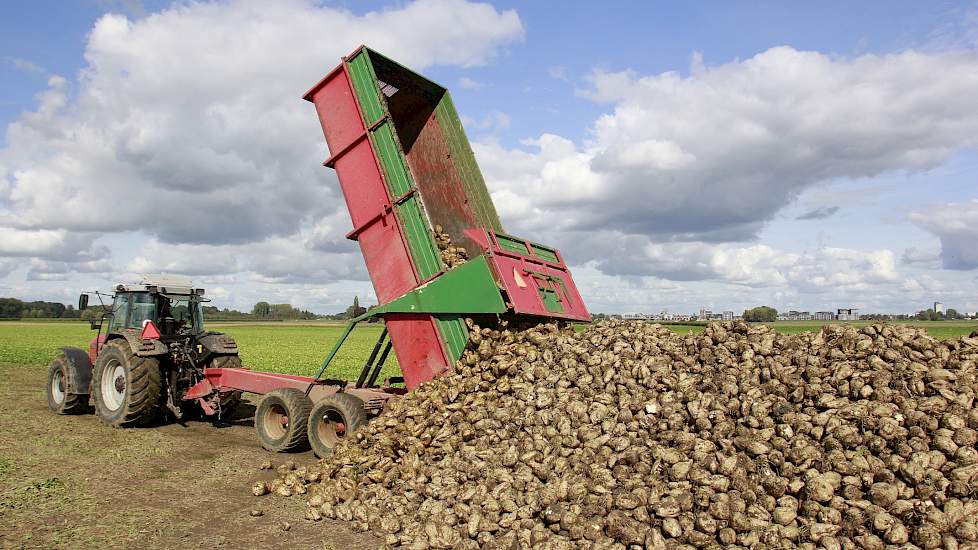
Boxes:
[162,295,203,332]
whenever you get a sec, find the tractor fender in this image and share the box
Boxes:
[60,346,93,395]
[196,333,239,356]
[111,330,168,357]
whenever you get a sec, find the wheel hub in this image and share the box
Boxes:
[50,369,65,404]
[100,361,127,411]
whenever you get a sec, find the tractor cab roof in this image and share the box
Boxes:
[115,275,204,296]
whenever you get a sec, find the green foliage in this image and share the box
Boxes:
[0,298,79,319]
[251,301,271,318]
[345,295,368,319]
[744,306,778,322]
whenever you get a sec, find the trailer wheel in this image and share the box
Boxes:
[308,393,366,458]
[91,340,162,428]
[46,353,89,414]
[255,388,312,452]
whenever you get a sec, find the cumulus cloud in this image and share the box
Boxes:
[0,0,522,295]
[478,47,978,252]
[910,199,978,270]
[0,0,523,249]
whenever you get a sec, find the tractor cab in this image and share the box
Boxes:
[79,276,208,345]
[106,278,206,338]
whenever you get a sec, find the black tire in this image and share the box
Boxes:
[308,393,367,458]
[91,340,162,428]
[209,355,244,417]
[255,388,312,452]
[46,354,89,414]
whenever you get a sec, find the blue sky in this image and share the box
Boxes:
[1,0,977,315]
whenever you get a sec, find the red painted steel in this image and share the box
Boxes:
[305,56,454,389]
[384,314,452,388]
[188,367,399,413]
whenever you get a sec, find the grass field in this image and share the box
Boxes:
[0,319,974,379]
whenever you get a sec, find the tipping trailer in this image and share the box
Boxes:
[46,46,589,457]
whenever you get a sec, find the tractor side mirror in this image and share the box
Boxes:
[78,293,89,311]
[89,319,102,330]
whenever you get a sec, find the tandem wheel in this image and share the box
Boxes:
[307,393,367,458]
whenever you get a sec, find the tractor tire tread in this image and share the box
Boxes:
[92,339,162,428]
[47,354,89,414]
[308,392,367,458]
[256,388,312,453]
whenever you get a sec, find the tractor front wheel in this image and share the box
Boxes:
[46,354,89,414]
[255,388,312,452]
[307,393,366,458]
[91,340,162,428]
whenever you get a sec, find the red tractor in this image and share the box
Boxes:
[46,276,243,427]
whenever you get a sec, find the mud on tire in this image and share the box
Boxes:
[307,393,367,458]
[92,340,162,428]
[46,353,89,414]
[255,388,312,452]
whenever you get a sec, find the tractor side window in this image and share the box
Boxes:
[128,293,156,329]
[109,294,130,331]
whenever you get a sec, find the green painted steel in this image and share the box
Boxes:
[395,197,442,279]
[531,244,560,263]
[371,122,412,196]
[364,256,506,315]
[347,49,443,281]
[436,315,467,363]
[347,51,384,124]
[310,320,357,383]
[539,287,565,314]
[495,233,530,256]
[433,93,503,232]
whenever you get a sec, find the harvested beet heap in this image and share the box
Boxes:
[256,320,978,549]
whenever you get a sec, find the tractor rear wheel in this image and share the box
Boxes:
[255,388,312,452]
[307,393,367,458]
[46,353,89,414]
[92,340,162,428]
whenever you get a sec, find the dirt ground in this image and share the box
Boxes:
[0,362,379,550]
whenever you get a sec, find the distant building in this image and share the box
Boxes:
[837,308,859,321]
[722,310,734,321]
[785,310,812,321]
[934,302,945,314]
[814,311,835,321]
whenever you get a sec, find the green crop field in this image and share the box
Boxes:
[0,321,399,381]
[0,319,974,380]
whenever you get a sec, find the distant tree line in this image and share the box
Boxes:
[914,308,968,321]
[1,295,370,321]
[0,298,80,318]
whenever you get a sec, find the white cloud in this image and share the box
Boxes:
[4,57,45,74]
[478,47,978,249]
[458,77,486,91]
[0,0,522,298]
[910,199,978,269]
[0,0,523,248]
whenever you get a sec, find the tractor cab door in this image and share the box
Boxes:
[108,292,157,331]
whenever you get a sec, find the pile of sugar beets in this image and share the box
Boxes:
[252,320,978,549]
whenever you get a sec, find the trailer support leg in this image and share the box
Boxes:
[366,341,393,388]
[306,321,357,396]
[355,327,388,388]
